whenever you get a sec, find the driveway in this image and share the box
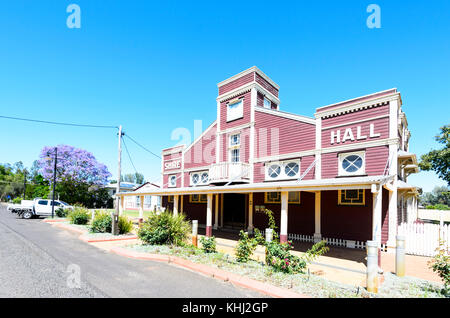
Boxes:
[0,205,264,298]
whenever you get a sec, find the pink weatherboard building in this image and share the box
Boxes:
[119,66,420,251]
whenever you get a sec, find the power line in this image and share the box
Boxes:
[0,115,118,129]
[121,136,139,177]
[124,134,161,159]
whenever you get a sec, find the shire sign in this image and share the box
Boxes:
[330,123,381,145]
[164,160,181,170]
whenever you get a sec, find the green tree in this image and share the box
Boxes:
[419,125,450,185]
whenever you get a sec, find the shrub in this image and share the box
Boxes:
[118,215,133,234]
[138,211,190,246]
[235,230,259,262]
[55,207,68,218]
[200,236,217,253]
[429,240,450,295]
[90,211,112,233]
[12,197,22,204]
[68,207,90,225]
[265,240,329,274]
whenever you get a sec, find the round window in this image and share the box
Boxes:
[285,162,299,177]
[192,173,199,184]
[342,155,363,173]
[268,164,281,178]
[201,172,209,184]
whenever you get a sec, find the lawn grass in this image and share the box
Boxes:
[90,208,152,219]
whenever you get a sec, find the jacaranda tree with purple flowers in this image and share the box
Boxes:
[37,145,113,208]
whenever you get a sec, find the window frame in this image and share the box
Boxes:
[226,99,244,122]
[263,96,271,109]
[168,174,177,188]
[190,170,209,186]
[264,192,301,204]
[338,189,365,206]
[338,151,366,176]
[264,159,301,181]
[189,194,208,204]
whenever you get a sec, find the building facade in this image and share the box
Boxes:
[119,66,419,250]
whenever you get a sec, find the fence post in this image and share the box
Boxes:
[265,228,273,243]
[396,235,406,277]
[192,220,198,247]
[366,240,378,293]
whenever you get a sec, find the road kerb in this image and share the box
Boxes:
[110,247,307,298]
[79,234,138,243]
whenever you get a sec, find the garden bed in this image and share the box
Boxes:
[125,243,446,298]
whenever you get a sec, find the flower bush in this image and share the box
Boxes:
[235,230,259,262]
[68,206,90,225]
[55,207,68,218]
[429,239,450,295]
[90,211,111,233]
[138,211,190,246]
[118,215,133,234]
[200,236,217,253]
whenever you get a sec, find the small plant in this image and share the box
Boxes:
[200,236,217,253]
[235,230,259,262]
[138,211,190,246]
[428,239,450,295]
[12,197,22,204]
[90,211,112,233]
[55,207,68,218]
[68,207,90,225]
[118,215,133,234]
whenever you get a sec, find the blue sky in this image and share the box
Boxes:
[0,1,448,191]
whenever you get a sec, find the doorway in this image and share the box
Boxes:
[223,193,246,230]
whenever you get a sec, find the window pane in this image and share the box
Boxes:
[285,162,299,177]
[268,165,281,178]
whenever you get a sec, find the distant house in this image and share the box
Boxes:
[120,182,161,211]
[105,182,139,198]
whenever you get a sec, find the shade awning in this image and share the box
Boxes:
[117,175,395,196]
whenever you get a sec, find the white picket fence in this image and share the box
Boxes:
[398,222,450,257]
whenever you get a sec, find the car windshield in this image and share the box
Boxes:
[59,201,69,206]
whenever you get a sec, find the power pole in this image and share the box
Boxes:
[23,171,27,199]
[51,147,58,219]
[112,125,123,235]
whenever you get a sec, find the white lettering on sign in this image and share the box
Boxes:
[331,124,380,145]
[164,160,181,170]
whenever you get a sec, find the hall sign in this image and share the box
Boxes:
[164,160,181,170]
[330,123,381,145]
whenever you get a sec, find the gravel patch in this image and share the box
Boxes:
[126,243,446,298]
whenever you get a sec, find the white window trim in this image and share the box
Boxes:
[263,96,271,109]
[264,159,301,181]
[229,133,241,147]
[338,151,366,176]
[190,170,209,186]
[168,174,177,188]
[229,148,240,163]
[226,99,244,122]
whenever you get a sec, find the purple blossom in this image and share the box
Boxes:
[37,144,111,186]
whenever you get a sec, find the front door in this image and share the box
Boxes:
[223,193,246,230]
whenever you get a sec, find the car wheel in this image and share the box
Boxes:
[22,211,33,219]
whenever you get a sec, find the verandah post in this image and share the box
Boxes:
[173,195,179,216]
[248,193,254,234]
[206,193,213,237]
[280,191,288,243]
[314,191,322,242]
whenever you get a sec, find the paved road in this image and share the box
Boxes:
[0,205,263,298]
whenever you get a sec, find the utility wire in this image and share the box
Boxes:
[0,115,118,129]
[121,136,139,177]
[124,134,161,159]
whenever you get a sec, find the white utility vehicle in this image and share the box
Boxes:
[8,198,74,219]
